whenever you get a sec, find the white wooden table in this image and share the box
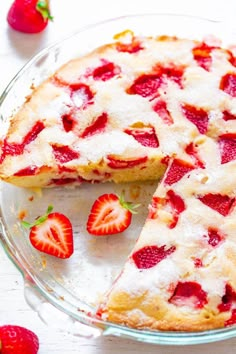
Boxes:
[1,0,236,352]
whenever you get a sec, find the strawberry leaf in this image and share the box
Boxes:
[119,192,140,214]
[21,205,54,229]
[36,0,53,21]
[21,220,32,229]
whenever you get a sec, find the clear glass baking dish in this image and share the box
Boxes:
[1,13,236,345]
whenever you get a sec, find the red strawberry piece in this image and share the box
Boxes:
[152,99,173,125]
[225,309,236,326]
[193,258,203,268]
[220,73,236,97]
[198,193,235,216]
[218,134,236,164]
[1,140,24,158]
[0,121,45,163]
[86,193,139,236]
[192,42,214,71]
[185,142,205,168]
[164,158,194,185]
[51,177,78,185]
[132,244,176,269]
[167,190,186,215]
[182,104,209,134]
[7,0,53,34]
[148,196,162,219]
[70,83,94,109]
[0,325,39,354]
[22,205,74,258]
[169,281,208,309]
[61,113,74,132]
[52,145,80,163]
[218,283,236,312]
[124,127,159,148]
[127,74,161,98]
[22,121,45,146]
[227,50,236,67]
[14,165,38,176]
[166,189,186,228]
[116,40,143,53]
[3,121,44,156]
[206,227,224,247]
[147,191,185,228]
[222,110,236,121]
[92,61,121,81]
[154,64,184,87]
[81,113,108,138]
[107,155,148,169]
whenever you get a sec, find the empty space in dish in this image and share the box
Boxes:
[0,180,157,313]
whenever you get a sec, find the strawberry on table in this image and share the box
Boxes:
[22,205,74,258]
[87,193,139,236]
[0,325,39,354]
[7,0,53,34]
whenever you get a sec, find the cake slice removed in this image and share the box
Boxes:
[99,157,236,331]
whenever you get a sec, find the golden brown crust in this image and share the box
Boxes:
[105,291,228,331]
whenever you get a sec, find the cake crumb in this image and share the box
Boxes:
[18,209,28,220]
[129,184,141,200]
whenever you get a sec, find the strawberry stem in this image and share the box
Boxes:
[119,192,140,214]
[21,205,54,229]
[36,0,53,21]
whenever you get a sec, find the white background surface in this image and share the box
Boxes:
[1,0,236,353]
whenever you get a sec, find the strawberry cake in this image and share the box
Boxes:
[1,31,236,331]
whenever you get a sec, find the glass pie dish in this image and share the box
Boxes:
[1,13,236,345]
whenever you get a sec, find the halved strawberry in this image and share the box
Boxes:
[22,206,73,259]
[86,193,139,236]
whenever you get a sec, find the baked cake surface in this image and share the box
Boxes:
[1,31,236,331]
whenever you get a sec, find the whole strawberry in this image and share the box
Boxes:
[7,0,53,34]
[0,325,39,354]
